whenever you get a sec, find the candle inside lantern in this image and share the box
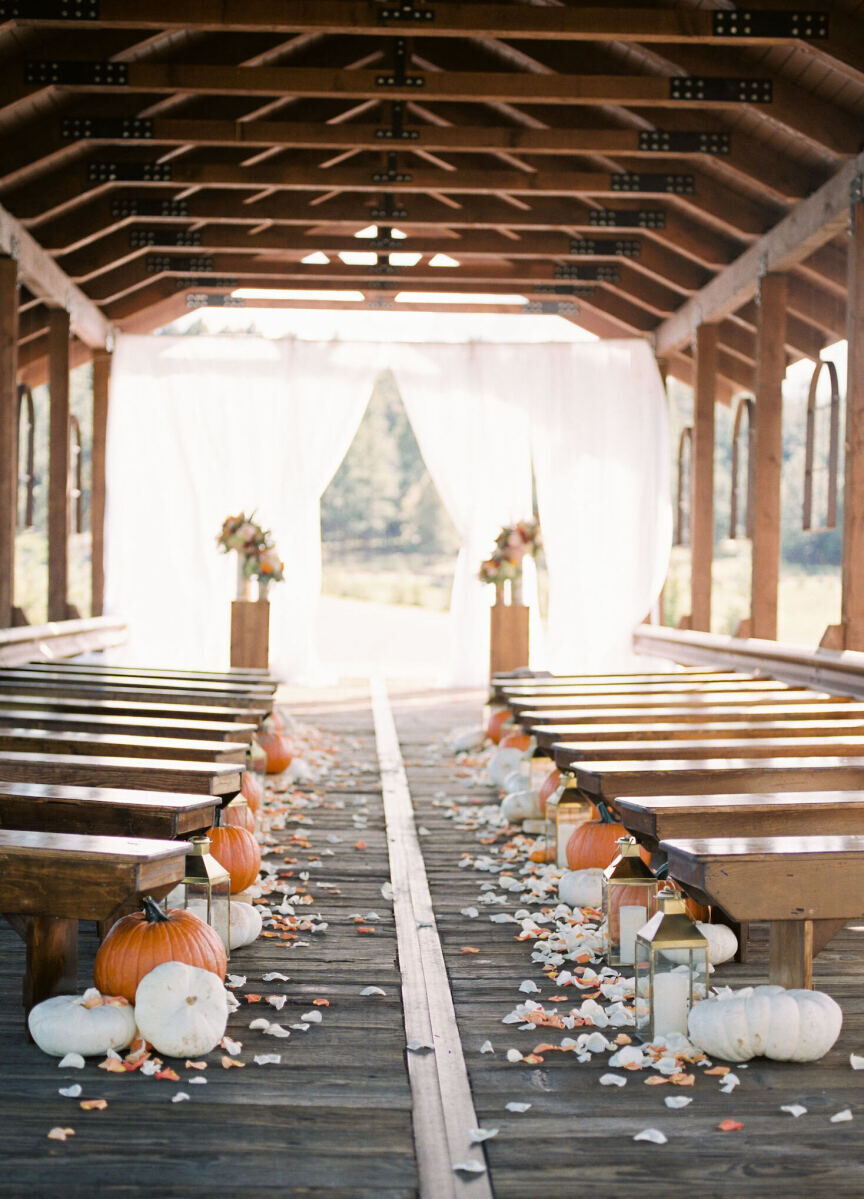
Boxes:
[651,971,690,1038]
[618,904,648,965]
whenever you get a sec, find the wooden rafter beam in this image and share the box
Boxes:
[1,3,840,46]
[0,200,110,349]
[655,150,864,355]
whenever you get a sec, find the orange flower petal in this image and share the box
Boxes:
[354,841,367,850]
[80,1099,108,1111]
[245,994,263,1003]
[717,1119,743,1132]
[47,1127,75,1141]
[356,926,376,935]
[461,947,480,954]
[704,1066,730,1076]
[155,1068,180,1081]
[98,1058,126,1073]
[312,998,330,1007]
[221,1056,245,1069]
[644,1076,668,1086]
[185,1060,207,1071]
[671,1073,695,1087]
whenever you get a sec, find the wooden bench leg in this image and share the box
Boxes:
[23,916,78,1016]
[769,920,813,989]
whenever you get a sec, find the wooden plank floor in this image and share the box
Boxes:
[3,682,864,1197]
[390,689,864,1198]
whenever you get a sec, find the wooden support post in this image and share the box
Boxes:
[23,914,79,1014]
[751,274,787,640]
[47,308,71,623]
[841,196,864,648]
[230,600,271,669]
[489,603,530,676]
[0,257,17,630]
[690,324,717,631]
[90,348,112,617]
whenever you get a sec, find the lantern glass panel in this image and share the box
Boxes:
[634,892,708,1041]
[602,837,658,966]
[554,781,593,867]
[182,834,232,957]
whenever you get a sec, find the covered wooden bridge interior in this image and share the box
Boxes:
[3,3,864,1196]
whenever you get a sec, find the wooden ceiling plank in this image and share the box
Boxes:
[0,200,109,348]
[654,150,864,356]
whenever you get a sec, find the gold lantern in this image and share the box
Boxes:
[553,774,594,867]
[183,833,232,958]
[602,836,659,967]
[634,891,709,1041]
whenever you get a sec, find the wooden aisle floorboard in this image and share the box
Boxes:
[389,688,864,1199]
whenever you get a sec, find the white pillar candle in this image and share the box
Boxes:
[618,904,648,965]
[652,972,690,1038]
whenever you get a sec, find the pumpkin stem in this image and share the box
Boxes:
[594,800,617,824]
[654,861,670,880]
[141,896,170,924]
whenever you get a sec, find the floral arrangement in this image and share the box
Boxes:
[218,512,285,587]
[478,517,542,587]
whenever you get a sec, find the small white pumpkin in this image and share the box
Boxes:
[28,988,136,1058]
[503,769,526,795]
[501,789,540,824]
[688,984,842,1063]
[663,921,738,967]
[558,868,604,910]
[134,961,228,1058]
[488,747,524,787]
[188,899,262,950]
[451,727,486,754]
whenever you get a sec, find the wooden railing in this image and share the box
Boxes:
[633,624,864,700]
[0,616,127,666]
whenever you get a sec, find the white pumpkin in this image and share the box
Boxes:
[28,988,136,1058]
[688,984,842,1063]
[451,727,486,754]
[134,961,228,1058]
[663,921,738,967]
[501,789,540,824]
[488,747,524,787]
[188,899,262,950]
[503,769,526,794]
[558,868,604,909]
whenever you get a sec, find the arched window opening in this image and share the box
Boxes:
[69,412,85,534]
[803,357,840,532]
[16,383,35,531]
[674,426,692,547]
[729,396,754,540]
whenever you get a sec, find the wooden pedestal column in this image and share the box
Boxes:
[489,603,529,676]
[840,195,864,648]
[230,600,270,669]
[691,323,718,631]
[0,256,18,630]
[47,308,71,623]
[90,348,112,617]
[751,274,787,641]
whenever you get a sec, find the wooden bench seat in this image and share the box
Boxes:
[490,670,742,701]
[661,834,864,988]
[528,702,864,739]
[0,707,257,742]
[0,751,242,796]
[553,735,864,766]
[0,829,190,1011]
[533,715,864,749]
[617,791,864,855]
[0,675,272,711]
[555,755,864,803]
[0,693,264,724]
[0,666,274,698]
[502,678,795,704]
[18,662,277,689]
[0,727,247,764]
[0,781,218,840]
[512,689,837,719]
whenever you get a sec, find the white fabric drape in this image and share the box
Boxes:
[104,334,379,679]
[386,342,535,685]
[528,340,672,671]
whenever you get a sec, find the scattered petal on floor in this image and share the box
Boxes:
[518,980,540,994]
[831,1109,853,1123]
[226,974,246,988]
[47,1128,75,1141]
[262,972,290,983]
[221,1037,243,1056]
[665,1096,692,1110]
[249,1018,271,1031]
[506,1102,532,1113]
[171,1092,190,1103]
[360,986,386,997]
[850,1054,864,1071]
[781,1105,807,1118]
[301,1010,323,1023]
[58,1085,82,1098]
[264,1024,292,1039]
[58,1054,85,1070]
[717,1119,743,1132]
[468,1128,499,1143]
[407,1040,434,1053]
[599,1074,627,1087]
[480,1041,494,1054]
[506,1049,523,1063]
[80,1099,108,1111]
[634,1129,667,1144]
[254,1054,282,1066]
[453,1161,486,1175]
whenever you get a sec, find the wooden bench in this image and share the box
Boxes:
[533,715,864,749]
[501,678,796,704]
[0,752,242,797]
[0,665,274,697]
[661,834,864,988]
[0,727,248,764]
[17,662,277,688]
[512,689,839,719]
[553,735,864,766]
[0,674,272,711]
[0,693,264,725]
[528,702,864,741]
[490,670,743,702]
[0,781,219,840]
[616,790,864,856]
[0,829,191,1012]
[0,707,258,742]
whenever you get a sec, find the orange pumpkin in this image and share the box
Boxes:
[486,708,513,745]
[499,732,532,753]
[606,881,657,944]
[208,824,261,893]
[223,796,255,832]
[256,729,293,774]
[566,802,628,871]
[538,768,561,815]
[94,898,227,1002]
[240,769,262,814]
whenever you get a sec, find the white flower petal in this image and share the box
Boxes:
[264,1024,292,1039]
[505,1101,532,1113]
[254,1054,282,1066]
[249,1018,271,1031]
[58,1085,82,1098]
[301,1010,323,1024]
[453,1161,486,1175]
[468,1128,499,1143]
[262,972,290,983]
[665,1096,692,1110]
[634,1129,668,1144]
[360,986,386,997]
[57,1054,85,1070]
[506,1049,523,1063]
[480,1041,495,1055]
[781,1105,807,1118]
[850,1054,864,1071]
[831,1109,853,1123]
[599,1074,627,1087]
[171,1092,190,1103]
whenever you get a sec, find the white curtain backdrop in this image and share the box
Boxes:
[104,334,380,679]
[104,332,670,684]
[528,340,672,671]
[386,343,535,685]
